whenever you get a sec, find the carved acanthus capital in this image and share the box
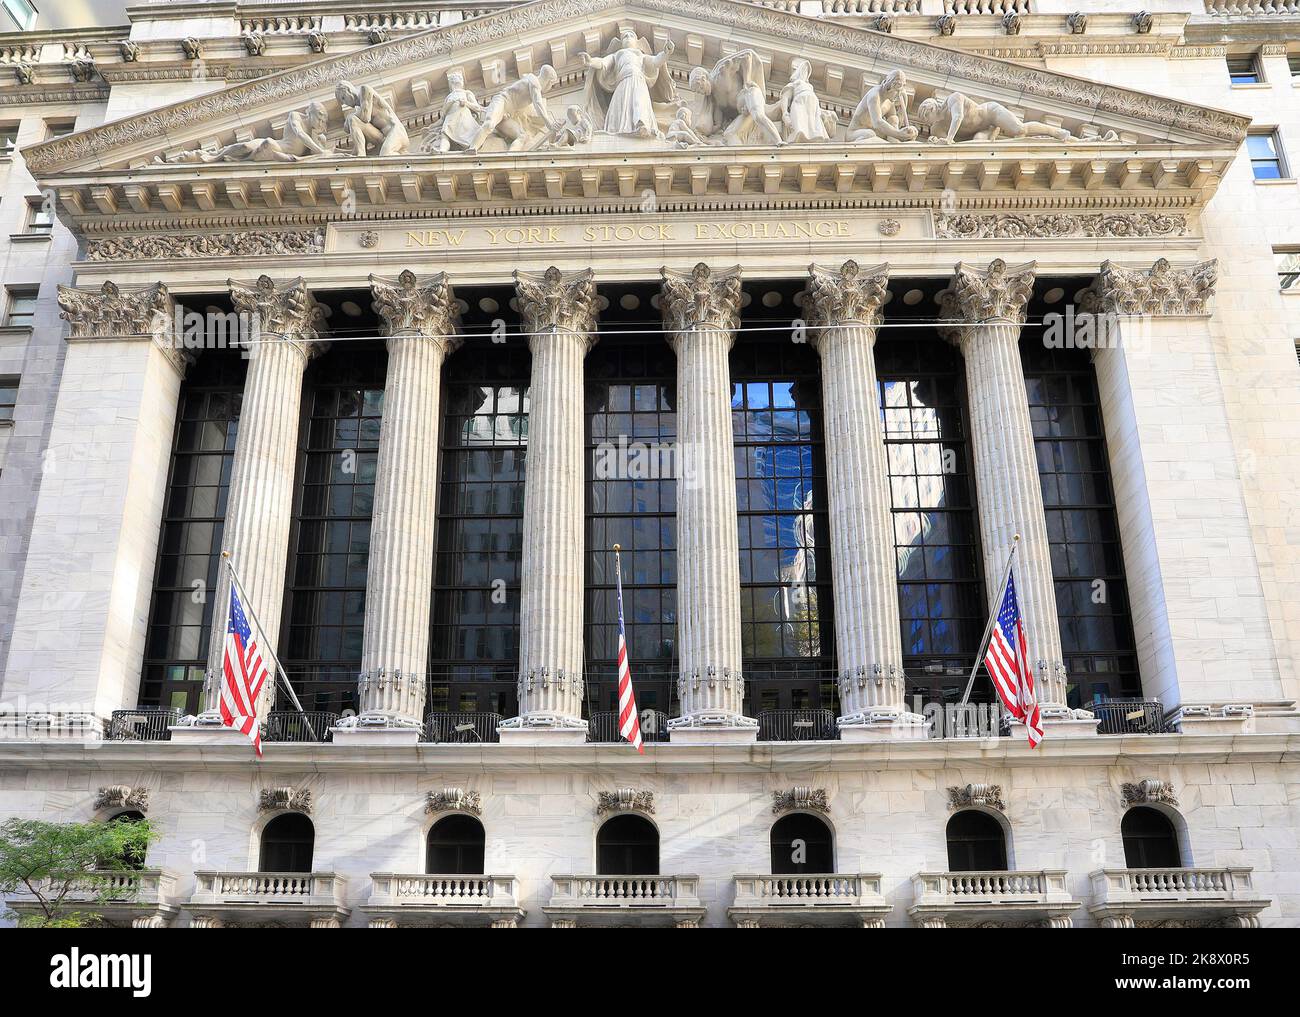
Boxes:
[1121,779,1178,808]
[58,280,175,341]
[94,785,149,813]
[660,263,742,341]
[803,260,889,336]
[513,266,598,341]
[370,270,462,355]
[597,788,655,816]
[228,275,328,350]
[426,787,482,815]
[939,259,1036,328]
[947,783,1005,812]
[772,786,830,815]
[259,786,312,814]
[1081,258,1217,316]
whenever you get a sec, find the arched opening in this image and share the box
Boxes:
[104,810,148,870]
[426,815,486,874]
[1121,807,1182,868]
[946,810,1008,871]
[258,813,314,873]
[770,813,834,874]
[596,814,659,875]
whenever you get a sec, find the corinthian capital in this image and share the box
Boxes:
[1082,258,1217,316]
[661,263,742,337]
[370,269,463,354]
[228,275,328,343]
[803,260,889,334]
[513,266,597,339]
[938,259,1036,327]
[58,280,175,340]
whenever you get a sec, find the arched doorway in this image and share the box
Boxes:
[426,815,486,874]
[259,813,314,873]
[104,810,148,870]
[946,810,1008,871]
[596,814,659,875]
[1121,807,1182,868]
[770,813,834,874]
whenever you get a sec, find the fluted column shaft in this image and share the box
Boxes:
[804,262,917,727]
[507,268,597,732]
[941,260,1067,709]
[661,264,751,732]
[204,277,326,721]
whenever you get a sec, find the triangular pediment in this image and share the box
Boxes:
[23,0,1248,226]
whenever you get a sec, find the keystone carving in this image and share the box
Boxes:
[947,783,1006,812]
[94,785,150,813]
[259,787,312,814]
[597,788,655,815]
[1121,779,1178,808]
[772,787,830,815]
[426,787,482,815]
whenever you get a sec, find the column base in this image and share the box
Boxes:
[497,713,588,745]
[668,712,759,744]
[837,710,930,742]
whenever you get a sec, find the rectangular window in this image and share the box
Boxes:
[24,197,51,234]
[0,376,17,421]
[1249,130,1287,180]
[0,125,17,156]
[1276,249,1300,290]
[44,121,74,141]
[4,288,37,327]
[1290,54,1300,78]
[1,0,37,31]
[1228,54,1263,85]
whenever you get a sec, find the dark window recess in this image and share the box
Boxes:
[1021,342,1140,707]
[104,811,147,871]
[770,812,834,874]
[1121,807,1182,869]
[946,810,1008,872]
[0,375,17,420]
[596,814,659,876]
[281,348,385,714]
[429,338,530,716]
[140,354,245,714]
[1228,55,1262,85]
[426,815,486,874]
[259,813,315,873]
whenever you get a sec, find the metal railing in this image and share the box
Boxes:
[587,710,671,743]
[263,711,339,743]
[757,709,839,741]
[1092,699,1168,735]
[107,707,180,741]
[423,711,502,743]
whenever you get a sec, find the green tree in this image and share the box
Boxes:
[0,817,156,928]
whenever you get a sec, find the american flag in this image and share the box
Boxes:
[614,554,644,753]
[984,567,1043,747]
[221,583,268,756]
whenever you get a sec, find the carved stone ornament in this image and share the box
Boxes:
[772,787,830,815]
[181,37,203,61]
[86,229,326,262]
[938,258,1036,327]
[661,263,743,335]
[94,785,149,813]
[370,269,461,346]
[1133,10,1154,33]
[228,275,328,341]
[947,783,1006,812]
[1081,258,1218,316]
[1066,12,1088,34]
[119,40,140,62]
[259,787,312,814]
[1121,779,1178,808]
[878,218,902,236]
[241,32,267,57]
[426,787,482,815]
[597,788,655,815]
[57,280,175,340]
[513,266,598,336]
[935,212,1187,241]
[804,260,889,330]
[936,14,957,36]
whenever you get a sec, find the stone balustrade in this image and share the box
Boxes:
[729,872,890,927]
[6,868,179,928]
[363,872,523,927]
[909,868,1079,927]
[187,870,349,927]
[1088,866,1269,927]
[546,874,705,927]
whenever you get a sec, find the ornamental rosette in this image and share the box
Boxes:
[370,269,462,353]
[660,263,742,337]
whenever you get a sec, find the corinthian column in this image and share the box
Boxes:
[803,261,926,740]
[660,263,755,742]
[180,277,327,743]
[939,259,1095,736]
[498,267,597,744]
[337,271,461,744]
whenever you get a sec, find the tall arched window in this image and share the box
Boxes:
[259,813,314,873]
[770,813,834,874]
[596,814,658,875]
[427,815,486,874]
[946,811,1008,871]
[1121,807,1181,868]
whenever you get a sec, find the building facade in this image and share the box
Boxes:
[0,0,1298,927]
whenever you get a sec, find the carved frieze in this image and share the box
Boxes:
[228,275,328,341]
[803,260,889,329]
[947,783,1005,812]
[259,787,312,813]
[1082,258,1218,316]
[370,269,460,346]
[426,787,482,815]
[597,788,655,815]
[935,212,1187,240]
[94,785,150,813]
[514,266,598,336]
[86,229,326,262]
[57,280,174,340]
[772,787,830,815]
[1121,779,1178,808]
[661,263,743,335]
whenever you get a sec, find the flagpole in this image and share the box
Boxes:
[957,534,1020,709]
[221,551,318,742]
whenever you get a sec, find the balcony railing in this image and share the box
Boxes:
[587,710,670,743]
[187,870,350,927]
[363,872,524,926]
[551,875,697,906]
[422,711,502,743]
[757,709,839,741]
[7,868,179,927]
[264,711,339,743]
[1088,867,1271,927]
[729,872,891,925]
[107,708,180,741]
[909,869,1079,927]
[1092,699,1168,735]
